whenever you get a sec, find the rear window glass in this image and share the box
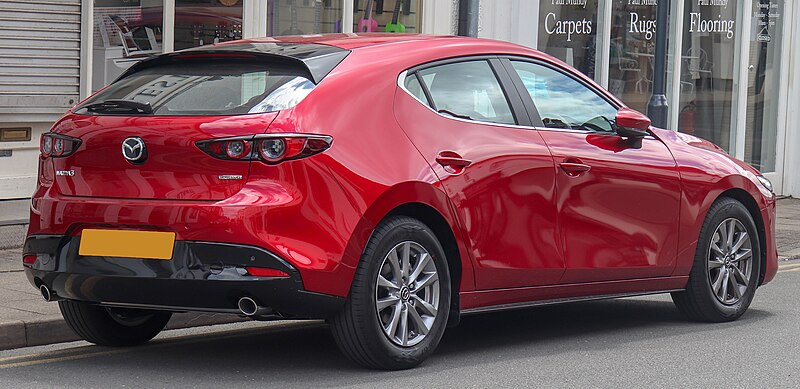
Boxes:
[76,60,315,116]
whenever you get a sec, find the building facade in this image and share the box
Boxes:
[1,0,798,199]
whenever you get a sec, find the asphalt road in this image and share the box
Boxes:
[2,261,800,388]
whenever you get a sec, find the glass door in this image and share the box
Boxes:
[675,0,739,152]
[743,0,785,183]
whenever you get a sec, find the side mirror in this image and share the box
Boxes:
[615,108,651,138]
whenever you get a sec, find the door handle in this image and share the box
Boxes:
[436,156,472,168]
[436,151,472,172]
[559,160,591,177]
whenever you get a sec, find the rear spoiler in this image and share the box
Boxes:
[115,42,350,85]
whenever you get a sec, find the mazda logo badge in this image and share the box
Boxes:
[122,137,147,163]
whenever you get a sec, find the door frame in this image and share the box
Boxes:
[736,0,792,193]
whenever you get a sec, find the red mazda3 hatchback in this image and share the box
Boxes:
[24,34,778,370]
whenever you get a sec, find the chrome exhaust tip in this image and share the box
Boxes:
[40,284,53,302]
[238,297,259,316]
[238,297,271,317]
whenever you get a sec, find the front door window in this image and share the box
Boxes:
[511,60,618,133]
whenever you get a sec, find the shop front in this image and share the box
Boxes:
[0,0,797,199]
[478,0,795,195]
[0,0,444,199]
[88,0,435,92]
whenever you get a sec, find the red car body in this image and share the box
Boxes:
[24,34,777,322]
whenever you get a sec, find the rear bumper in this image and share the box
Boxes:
[22,235,344,318]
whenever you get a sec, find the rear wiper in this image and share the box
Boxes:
[438,109,472,120]
[82,99,153,114]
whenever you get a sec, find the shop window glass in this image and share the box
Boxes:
[744,0,784,173]
[511,61,618,133]
[268,0,344,35]
[352,0,423,33]
[676,1,738,151]
[92,0,163,92]
[537,0,599,79]
[175,0,243,50]
[607,1,663,113]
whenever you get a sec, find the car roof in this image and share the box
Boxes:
[223,33,455,50]
[217,33,549,58]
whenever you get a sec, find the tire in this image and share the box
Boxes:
[671,197,762,322]
[329,216,451,370]
[59,300,172,347]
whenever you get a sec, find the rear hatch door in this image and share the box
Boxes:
[52,54,322,200]
[52,113,277,200]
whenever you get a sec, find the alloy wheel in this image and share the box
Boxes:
[375,241,440,347]
[707,218,753,305]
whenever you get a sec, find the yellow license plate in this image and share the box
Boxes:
[79,229,176,260]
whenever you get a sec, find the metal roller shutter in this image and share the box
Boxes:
[0,0,81,114]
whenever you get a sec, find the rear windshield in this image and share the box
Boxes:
[76,60,315,116]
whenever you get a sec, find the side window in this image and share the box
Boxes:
[403,74,429,105]
[413,61,516,126]
[510,61,619,133]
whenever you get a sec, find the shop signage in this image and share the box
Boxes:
[544,12,593,41]
[688,2,736,39]
[543,1,595,42]
[621,0,657,41]
[755,1,780,43]
[550,0,588,7]
[629,12,656,41]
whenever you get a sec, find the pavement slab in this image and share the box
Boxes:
[776,197,800,258]
[0,247,22,272]
[0,199,30,222]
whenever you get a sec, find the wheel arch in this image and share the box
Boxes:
[716,188,768,285]
[336,181,476,299]
[385,202,464,327]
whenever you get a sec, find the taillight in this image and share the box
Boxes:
[196,133,332,164]
[40,133,81,158]
[225,140,250,159]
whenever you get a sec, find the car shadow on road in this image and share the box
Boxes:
[10,297,773,387]
[438,297,771,356]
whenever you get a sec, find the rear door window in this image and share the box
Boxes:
[76,60,315,116]
[413,60,517,126]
